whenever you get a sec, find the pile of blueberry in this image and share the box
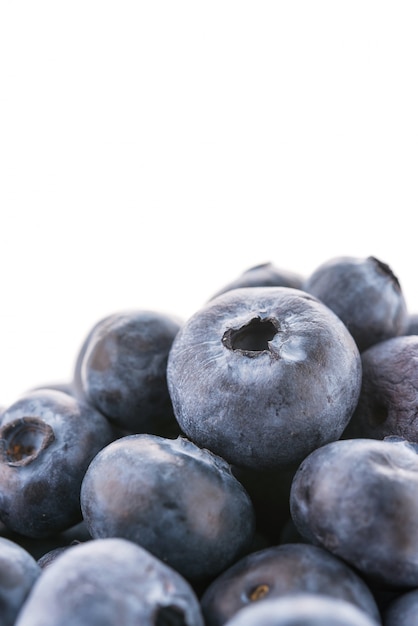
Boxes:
[1,255,418,625]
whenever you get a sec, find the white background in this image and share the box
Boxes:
[0,1,417,406]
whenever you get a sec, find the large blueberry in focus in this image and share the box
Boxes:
[222,595,380,626]
[290,437,418,588]
[80,434,256,583]
[344,335,418,441]
[15,537,204,626]
[303,255,408,352]
[167,287,362,470]
[0,536,41,626]
[200,543,380,626]
[210,262,304,299]
[0,389,115,538]
[75,310,183,436]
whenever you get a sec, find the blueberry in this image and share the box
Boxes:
[0,389,115,537]
[15,537,204,626]
[80,434,256,583]
[74,310,183,436]
[403,312,418,336]
[36,543,79,569]
[222,595,380,626]
[200,542,380,626]
[290,437,418,587]
[384,589,418,626]
[167,286,362,470]
[343,335,418,441]
[303,256,408,352]
[0,536,41,626]
[210,262,304,299]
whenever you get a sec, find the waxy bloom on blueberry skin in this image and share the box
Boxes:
[344,335,418,442]
[303,255,408,352]
[167,286,362,470]
[80,433,256,583]
[15,538,205,626]
[222,595,379,626]
[74,309,183,436]
[290,436,418,588]
[210,261,304,299]
[0,389,115,538]
[201,542,381,626]
[0,536,41,626]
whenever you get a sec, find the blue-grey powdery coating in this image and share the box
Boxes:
[0,389,115,538]
[303,255,408,353]
[15,538,204,626]
[209,261,304,300]
[167,286,362,470]
[80,434,256,583]
[200,543,380,626]
[0,536,41,626]
[222,595,380,626]
[290,437,418,588]
[76,309,183,435]
[344,335,418,442]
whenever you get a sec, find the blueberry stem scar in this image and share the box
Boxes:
[0,417,55,467]
[222,317,279,355]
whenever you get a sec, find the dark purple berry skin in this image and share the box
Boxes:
[74,310,183,436]
[0,536,41,626]
[201,543,380,626]
[15,538,205,626]
[210,262,304,299]
[303,256,408,352]
[344,335,418,441]
[222,595,380,626]
[167,286,361,470]
[290,437,418,588]
[0,389,115,538]
[80,434,256,583]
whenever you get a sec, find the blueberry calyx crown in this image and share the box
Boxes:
[0,417,55,467]
[368,256,401,291]
[222,316,279,357]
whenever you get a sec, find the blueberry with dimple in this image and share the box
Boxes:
[210,262,304,299]
[290,436,418,588]
[15,537,205,626]
[222,595,380,626]
[0,389,115,538]
[80,433,256,583]
[303,255,408,352]
[0,536,41,626]
[344,335,418,441]
[167,286,362,470]
[75,310,183,436]
[200,543,380,626]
